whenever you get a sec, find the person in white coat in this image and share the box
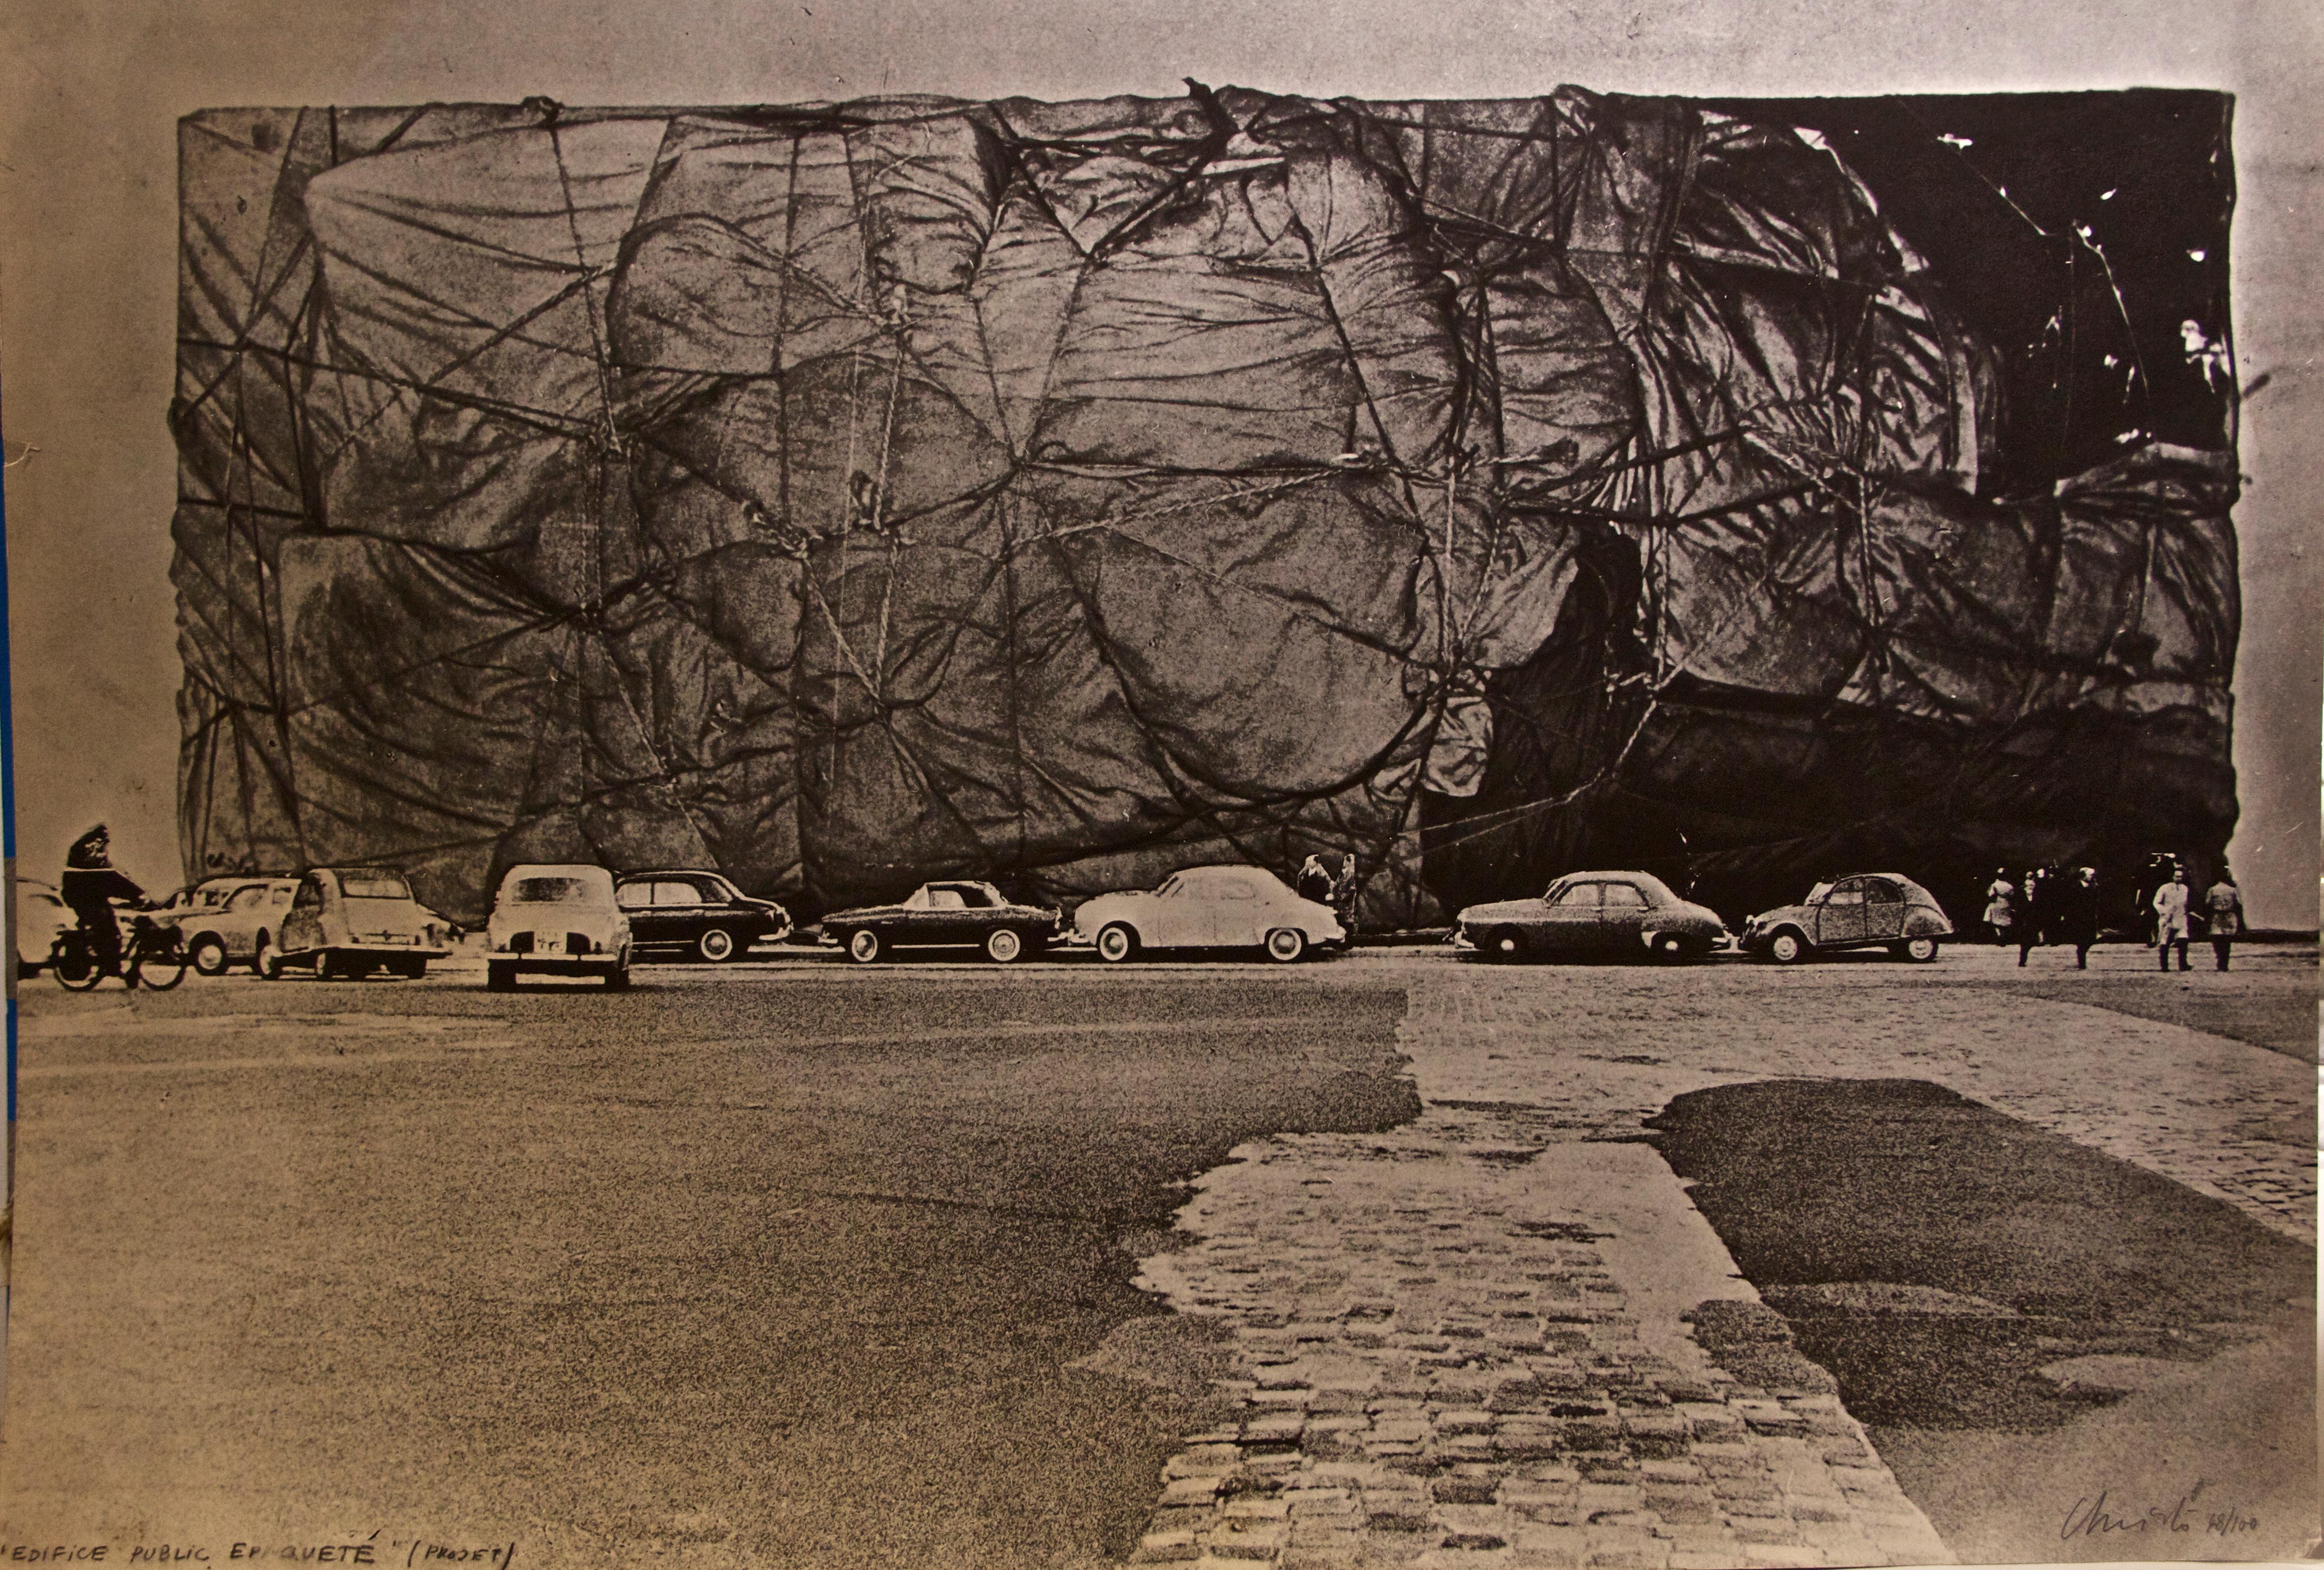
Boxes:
[1982,870,2017,947]
[2151,867,2192,972]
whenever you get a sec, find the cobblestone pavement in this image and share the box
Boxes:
[1119,947,2315,1568]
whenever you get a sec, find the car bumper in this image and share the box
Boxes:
[490,954,625,974]
[322,941,454,959]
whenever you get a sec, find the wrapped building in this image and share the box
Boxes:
[173,86,2239,925]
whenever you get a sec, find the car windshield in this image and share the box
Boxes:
[341,871,413,900]
[1805,881,1834,903]
[513,876,592,904]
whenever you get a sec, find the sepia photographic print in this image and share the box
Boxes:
[0,2,2316,1566]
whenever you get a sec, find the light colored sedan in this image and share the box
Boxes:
[1071,864,1346,964]
[177,877,299,975]
[487,864,632,990]
[272,866,455,980]
[15,880,73,976]
[1739,873,1952,963]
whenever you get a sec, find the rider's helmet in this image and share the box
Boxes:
[67,823,111,868]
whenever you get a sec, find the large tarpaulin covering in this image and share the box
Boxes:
[173,87,2239,926]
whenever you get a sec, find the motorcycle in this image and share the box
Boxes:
[50,910,190,991]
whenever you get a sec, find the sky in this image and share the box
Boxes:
[2,0,2316,924]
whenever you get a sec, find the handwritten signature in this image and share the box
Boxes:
[1,1541,514,1567]
[2062,1483,2260,1540]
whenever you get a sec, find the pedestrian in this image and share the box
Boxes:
[2151,866,2192,972]
[1296,853,1334,905]
[59,823,149,981]
[2139,852,2181,945]
[1983,868,2017,947]
[2015,868,2047,967]
[2203,865,2244,972]
[1330,853,1360,932]
[2052,866,2100,969]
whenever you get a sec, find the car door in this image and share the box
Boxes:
[1533,881,1601,955]
[281,873,327,954]
[615,879,661,944]
[1142,876,1195,949]
[1596,880,1652,954]
[1862,878,1907,942]
[911,885,959,945]
[220,883,271,958]
[1816,877,1869,947]
[653,878,712,945]
[1206,877,1262,947]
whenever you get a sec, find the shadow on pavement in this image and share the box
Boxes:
[1648,1077,2316,1562]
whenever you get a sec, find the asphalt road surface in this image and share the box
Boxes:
[3,942,2312,1566]
[3,967,1415,1565]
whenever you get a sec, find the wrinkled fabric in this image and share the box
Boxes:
[172,90,2237,925]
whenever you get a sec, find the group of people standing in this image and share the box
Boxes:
[1296,853,1360,928]
[2150,862,2245,972]
[1982,860,2244,972]
[1983,865,2103,968]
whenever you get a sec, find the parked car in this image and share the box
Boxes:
[486,864,632,989]
[822,880,1061,964]
[1740,873,1952,963]
[1455,871,1727,962]
[614,869,791,961]
[268,866,454,979]
[1071,864,1346,964]
[150,875,252,929]
[177,876,299,975]
[14,879,73,977]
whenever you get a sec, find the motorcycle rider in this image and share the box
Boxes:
[60,824,149,978]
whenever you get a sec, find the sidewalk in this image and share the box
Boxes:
[1116,952,2315,1567]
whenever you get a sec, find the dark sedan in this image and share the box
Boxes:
[821,881,1062,965]
[614,870,792,962]
[1454,870,1728,962]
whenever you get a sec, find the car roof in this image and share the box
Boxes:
[619,868,735,881]
[500,863,615,885]
[1551,870,1675,892]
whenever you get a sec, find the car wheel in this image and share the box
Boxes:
[1095,923,1138,964]
[486,961,516,992]
[604,964,631,990]
[1768,930,1808,965]
[984,927,1024,964]
[189,934,230,976]
[1263,927,1308,964]
[1650,931,1688,962]
[399,957,428,980]
[847,927,885,965]
[1901,936,1941,963]
[1485,926,1526,962]
[254,935,283,980]
[697,927,735,963]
